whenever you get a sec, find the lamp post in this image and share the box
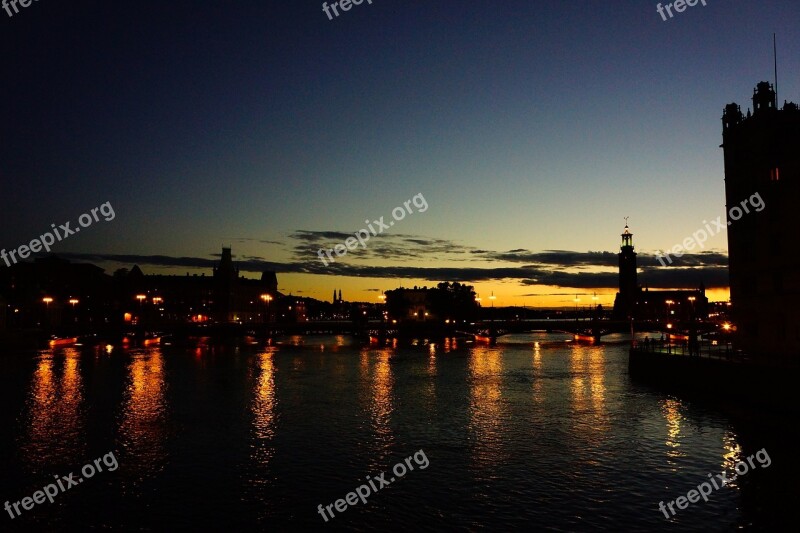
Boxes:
[69,298,79,324]
[687,296,697,355]
[261,294,272,324]
[666,323,673,354]
[722,321,732,356]
[135,294,146,326]
[42,297,53,330]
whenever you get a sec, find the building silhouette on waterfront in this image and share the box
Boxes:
[613,223,708,320]
[124,246,280,323]
[721,81,800,359]
[0,247,285,331]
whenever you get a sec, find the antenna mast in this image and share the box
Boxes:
[774,33,779,106]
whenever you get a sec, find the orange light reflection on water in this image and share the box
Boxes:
[360,348,395,464]
[23,348,86,468]
[251,348,279,471]
[468,346,505,466]
[118,348,168,487]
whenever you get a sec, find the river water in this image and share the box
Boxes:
[0,333,793,531]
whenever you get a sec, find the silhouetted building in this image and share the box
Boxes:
[616,224,638,318]
[385,283,479,323]
[122,247,280,324]
[277,297,307,323]
[613,224,708,320]
[213,247,239,322]
[0,248,283,331]
[721,81,800,359]
[0,256,114,331]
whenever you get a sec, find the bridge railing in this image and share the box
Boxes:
[632,338,745,361]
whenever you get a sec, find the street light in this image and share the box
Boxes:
[69,298,79,324]
[42,297,53,331]
[261,294,272,324]
[666,322,673,353]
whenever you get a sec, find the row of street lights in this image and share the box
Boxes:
[42,296,80,307]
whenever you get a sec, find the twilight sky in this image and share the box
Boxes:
[1,0,798,307]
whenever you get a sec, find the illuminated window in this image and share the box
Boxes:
[770,167,780,181]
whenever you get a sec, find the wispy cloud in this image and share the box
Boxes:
[58,232,729,289]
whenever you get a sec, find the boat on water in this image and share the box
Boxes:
[49,336,78,347]
[142,335,161,346]
[119,331,162,347]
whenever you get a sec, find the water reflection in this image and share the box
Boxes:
[251,349,279,471]
[531,342,543,405]
[569,346,608,437]
[661,398,686,460]
[721,431,743,488]
[21,348,86,469]
[427,342,437,377]
[360,348,395,464]
[118,348,168,486]
[468,347,505,466]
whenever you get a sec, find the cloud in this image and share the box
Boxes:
[230,237,285,246]
[58,234,730,290]
[288,230,477,263]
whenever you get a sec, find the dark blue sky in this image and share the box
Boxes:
[1,1,797,304]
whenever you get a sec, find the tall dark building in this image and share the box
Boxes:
[616,223,638,318]
[721,81,800,359]
[213,247,239,322]
[613,222,707,320]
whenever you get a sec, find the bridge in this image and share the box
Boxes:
[124,318,723,345]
